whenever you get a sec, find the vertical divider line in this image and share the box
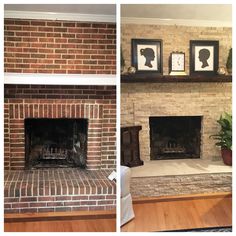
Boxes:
[116,1,121,232]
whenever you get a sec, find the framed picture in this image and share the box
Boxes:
[131,39,163,74]
[190,40,219,76]
[170,52,185,72]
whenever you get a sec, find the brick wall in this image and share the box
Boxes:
[121,24,232,74]
[4,85,116,170]
[4,19,116,74]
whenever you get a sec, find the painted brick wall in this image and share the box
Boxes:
[4,85,116,170]
[121,24,232,74]
[121,23,232,162]
[4,19,116,74]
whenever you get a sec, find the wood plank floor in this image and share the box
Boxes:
[5,210,116,232]
[5,219,116,232]
[121,192,232,232]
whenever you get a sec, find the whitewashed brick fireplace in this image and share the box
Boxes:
[121,82,231,162]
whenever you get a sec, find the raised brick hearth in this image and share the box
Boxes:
[4,168,116,213]
[4,84,116,170]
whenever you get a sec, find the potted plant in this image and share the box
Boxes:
[226,48,232,74]
[211,112,232,165]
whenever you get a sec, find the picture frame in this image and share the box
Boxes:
[190,40,219,76]
[170,51,185,72]
[131,39,163,74]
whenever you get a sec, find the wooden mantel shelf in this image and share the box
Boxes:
[121,74,232,83]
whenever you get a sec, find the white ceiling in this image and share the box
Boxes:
[121,4,232,22]
[4,4,116,15]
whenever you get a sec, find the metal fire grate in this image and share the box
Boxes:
[41,146,68,160]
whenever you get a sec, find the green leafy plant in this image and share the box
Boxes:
[121,47,125,69]
[226,48,232,72]
[210,112,232,150]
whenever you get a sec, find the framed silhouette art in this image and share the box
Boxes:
[131,39,163,74]
[190,40,219,76]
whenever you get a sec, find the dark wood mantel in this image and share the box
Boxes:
[121,74,232,83]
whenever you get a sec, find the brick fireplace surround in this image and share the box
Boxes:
[121,82,232,162]
[4,84,116,213]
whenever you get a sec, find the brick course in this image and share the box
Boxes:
[4,85,116,170]
[5,19,116,74]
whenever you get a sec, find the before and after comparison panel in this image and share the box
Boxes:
[2,1,233,233]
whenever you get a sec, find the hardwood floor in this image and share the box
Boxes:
[5,210,116,232]
[121,192,232,232]
[5,219,116,232]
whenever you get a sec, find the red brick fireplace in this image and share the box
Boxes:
[4,84,116,213]
[4,12,117,214]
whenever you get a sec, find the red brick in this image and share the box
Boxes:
[12,203,29,208]
[47,21,62,27]
[64,201,81,206]
[47,202,64,207]
[30,202,47,207]
[31,21,46,26]
[38,196,55,201]
[55,196,72,201]
[4,203,11,208]
[14,20,30,25]
[80,201,96,206]
[38,208,54,213]
[38,27,53,32]
[71,196,88,200]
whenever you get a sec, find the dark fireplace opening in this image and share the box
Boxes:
[149,116,202,160]
[25,118,88,169]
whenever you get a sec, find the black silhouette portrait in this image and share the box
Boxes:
[198,48,210,68]
[140,48,155,68]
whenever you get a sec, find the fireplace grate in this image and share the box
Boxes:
[25,118,88,169]
[42,146,68,160]
[149,116,202,160]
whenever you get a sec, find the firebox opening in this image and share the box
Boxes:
[25,118,88,169]
[149,116,202,160]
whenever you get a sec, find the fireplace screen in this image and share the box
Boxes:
[149,116,202,160]
[25,118,88,169]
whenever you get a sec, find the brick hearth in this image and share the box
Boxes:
[4,168,116,213]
